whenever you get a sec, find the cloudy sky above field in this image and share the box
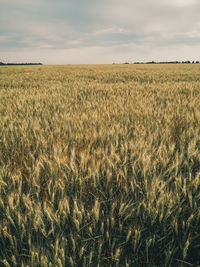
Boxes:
[0,0,200,64]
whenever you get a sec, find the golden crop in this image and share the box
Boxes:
[0,64,200,266]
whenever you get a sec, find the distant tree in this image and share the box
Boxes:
[146,61,155,64]
[182,60,191,64]
[0,62,43,66]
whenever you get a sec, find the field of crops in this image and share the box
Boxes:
[0,64,200,266]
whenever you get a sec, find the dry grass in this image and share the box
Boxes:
[0,64,200,266]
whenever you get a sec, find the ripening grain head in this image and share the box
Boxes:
[0,64,200,266]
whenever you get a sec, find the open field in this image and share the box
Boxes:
[0,64,200,266]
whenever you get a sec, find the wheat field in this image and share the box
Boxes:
[0,64,200,266]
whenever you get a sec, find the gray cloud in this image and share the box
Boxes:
[0,0,200,63]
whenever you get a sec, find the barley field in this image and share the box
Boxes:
[0,64,200,266]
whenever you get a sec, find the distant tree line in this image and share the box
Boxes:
[0,62,43,66]
[126,60,199,64]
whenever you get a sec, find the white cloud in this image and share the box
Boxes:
[0,36,10,42]
[166,0,198,7]
[94,27,130,35]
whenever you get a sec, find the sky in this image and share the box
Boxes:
[0,0,200,64]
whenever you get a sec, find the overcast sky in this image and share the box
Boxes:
[0,0,200,64]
